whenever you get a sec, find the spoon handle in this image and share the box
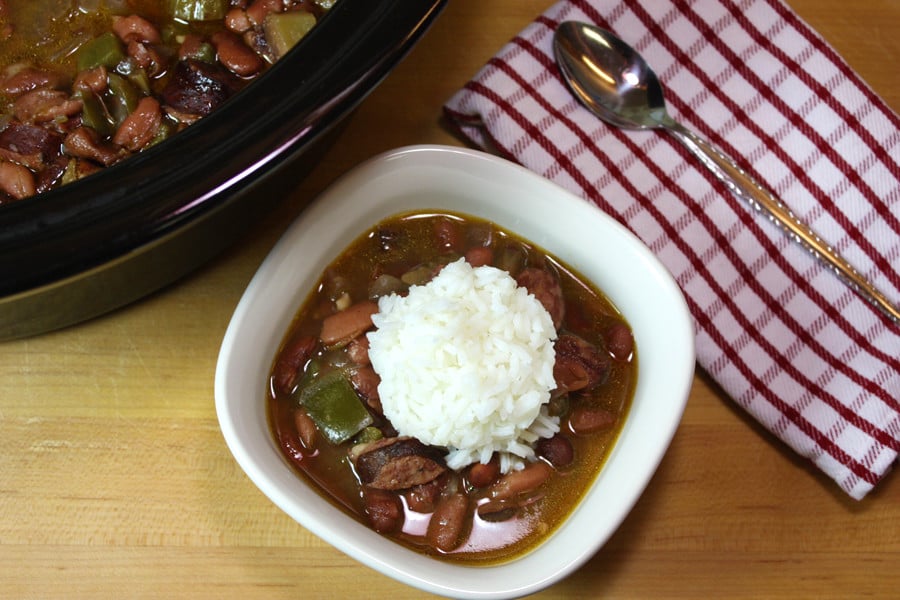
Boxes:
[665,121,900,325]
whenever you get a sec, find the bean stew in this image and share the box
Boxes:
[0,0,334,203]
[268,210,637,564]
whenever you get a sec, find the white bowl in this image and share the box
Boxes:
[215,145,695,598]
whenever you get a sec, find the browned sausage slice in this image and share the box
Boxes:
[355,437,447,490]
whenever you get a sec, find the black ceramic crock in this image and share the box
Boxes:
[0,0,446,340]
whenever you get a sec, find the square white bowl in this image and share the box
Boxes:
[215,145,695,598]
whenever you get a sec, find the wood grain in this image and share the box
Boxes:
[1,1,898,598]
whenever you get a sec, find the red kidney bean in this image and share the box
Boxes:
[606,322,634,361]
[426,492,468,552]
[464,245,493,268]
[536,434,574,468]
[225,7,253,33]
[212,31,264,77]
[278,431,304,463]
[1,67,63,96]
[404,474,447,513]
[350,365,381,414]
[568,406,617,435]
[73,66,108,95]
[346,335,370,365]
[271,334,317,396]
[177,33,206,61]
[112,14,161,44]
[319,300,378,347]
[467,457,500,488]
[64,127,123,166]
[13,88,82,124]
[495,246,526,277]
[293,409,317,450]
[127,40,165,77]
[0,160,36,200]
[246,0,284,27]
[476,499,517,523]
[363,488,403,534]
[433,217,462,253]
[112,96,162,151]
[489,461,553,501]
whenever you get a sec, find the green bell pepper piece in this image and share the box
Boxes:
[299,370,373,445]
[148,120,175,148]
[76,32,126,72]
[353,426,384,445]
[106,73,140,126]
[76,91,115,137]
[60,159,79,185]
[168,0,228,22]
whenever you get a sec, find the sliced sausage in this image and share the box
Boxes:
[354,437,447,490]
[553,333,610,394]
[516,267,565,329]
[0,121,63,170]
[161,59,237,117]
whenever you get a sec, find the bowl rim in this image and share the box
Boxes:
[215,144,696,599]
[0,0,447,295]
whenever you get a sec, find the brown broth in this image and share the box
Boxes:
[2,1,169,103]
[267,210,637,564]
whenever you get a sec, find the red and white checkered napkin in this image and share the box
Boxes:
[443,0,900,499]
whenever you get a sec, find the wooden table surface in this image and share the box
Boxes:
[2,1,898,598]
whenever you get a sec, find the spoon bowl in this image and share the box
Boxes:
[552,21,900,324]
[554,22,668,130]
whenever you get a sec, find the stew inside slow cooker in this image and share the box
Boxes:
[0,0,333,204]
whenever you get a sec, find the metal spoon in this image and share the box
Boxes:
[553,21,900,324]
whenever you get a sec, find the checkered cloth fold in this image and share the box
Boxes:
[443,0,900,499]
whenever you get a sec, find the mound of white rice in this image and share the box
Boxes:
[367,258,558,473]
